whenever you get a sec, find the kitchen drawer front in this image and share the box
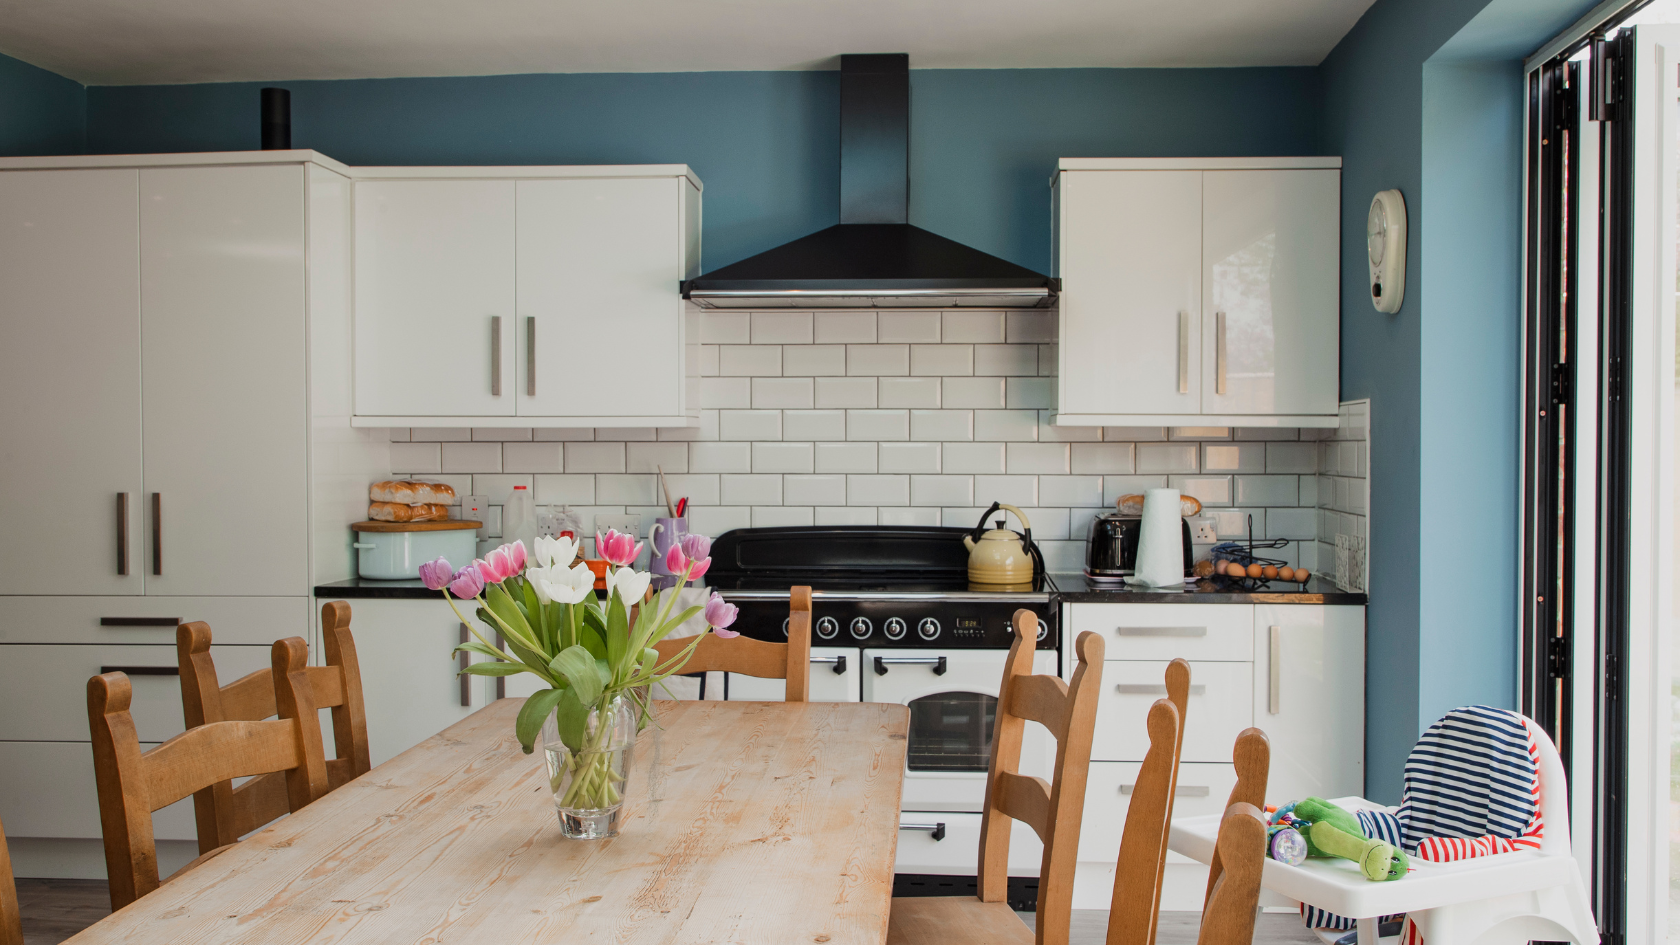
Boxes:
[0,741,196,840]
[895,811,1043,876]
[0,596,309,645]
[1069,603,1253,662]
[1093,660,1252,763]
[726,646,860,702]
[1080,761,1237,865]
[0,644,274,742]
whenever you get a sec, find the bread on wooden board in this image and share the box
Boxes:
[1115,493,1203,517]
[368,502,451,523]
[369,480,457,505]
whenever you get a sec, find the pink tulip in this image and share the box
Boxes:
[477,547,515,584]
[704,592,740,638]
[595,529,643,568]
[419,557,454,591]
[502,540,528,572]
[449,565,485,600]
[664,541,713,582]
[679,533,712,561]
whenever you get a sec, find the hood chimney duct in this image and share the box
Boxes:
[260,88,291,150]
[839,54,908,224]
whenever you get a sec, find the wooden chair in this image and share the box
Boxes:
[0,817,20,945]
[176,601,371,854]
[1103,698,1182,945]
[886,615,1105,945]
[1194,803,1268,945]
[1203,728,1270,905]
[91,638,329,909]
[651,586,812,702]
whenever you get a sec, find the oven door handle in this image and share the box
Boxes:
[873,655,947,676]
[811,654,848,675]
[900,822,947,841]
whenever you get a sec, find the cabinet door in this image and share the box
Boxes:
[1201,170,1340,415]
[140,166,309,596]
[0,170,143,596]
[516,177,684,419]
[1057,171,1202,415]
[1254,605,1364,802]
[345,598,489,767]
[355,180,516,417]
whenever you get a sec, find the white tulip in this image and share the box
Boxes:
[535,562,595,605]
[607,567,652,607]
[525,564,557,603]
[533,534,581,570]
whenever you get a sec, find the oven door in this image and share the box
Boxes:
[862,648,1057,813]
[723,646,860,702]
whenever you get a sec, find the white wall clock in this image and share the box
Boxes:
[1367,189,1407,314]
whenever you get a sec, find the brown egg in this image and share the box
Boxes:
[1294,569,1312,583]
[1262,565,1278,580]
[1246,562,1263,578]
[1278,567,1296,582]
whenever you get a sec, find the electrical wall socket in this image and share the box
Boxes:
[594,513,643,540]
[1189,517,1219,543]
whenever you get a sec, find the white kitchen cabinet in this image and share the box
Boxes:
[725,646,860,702]
[353,180,517,418]
[1253,604,1365,804]
[352,166,702,428]
[1050,157,1341,428]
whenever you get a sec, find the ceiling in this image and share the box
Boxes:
[0,0,1380,86]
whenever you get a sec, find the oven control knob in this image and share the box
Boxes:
[917,618,941,641]
[1036,618,1049,642]
[815,616,840,640]
[850,617,873,640]
[883,617,907,640]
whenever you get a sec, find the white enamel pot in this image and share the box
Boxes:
[352,520,482,580]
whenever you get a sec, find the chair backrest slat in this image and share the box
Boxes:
[650,586,813,701]
[141,719,301,810]
[1195,803,1268,945]
[0,816,21,945]
[1105,697,1182,945]
[1203,727,1270,904]
[319,601,372,788]
[977,614,1105,945]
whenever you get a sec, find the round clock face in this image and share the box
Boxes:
[1367,200,1387,266]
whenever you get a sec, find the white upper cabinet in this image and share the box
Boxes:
[353,167,701,427]
[354,180,517,418]
[1051,158,1341,427]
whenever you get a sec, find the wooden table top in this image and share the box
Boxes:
[68,698,911,944]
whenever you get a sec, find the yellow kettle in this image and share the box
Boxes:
[963,503,1037,589]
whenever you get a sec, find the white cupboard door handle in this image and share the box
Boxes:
[1116,626,1206,638]
[1122,784,1209,797]
[526,316,536,396]
[1216,310,1228,396]
[1177,311,1189,394]
[1116,683,1206,696]
[1269,624,1281,715]
[490,316,503,396]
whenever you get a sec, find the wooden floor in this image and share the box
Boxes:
[15,880,1320,945]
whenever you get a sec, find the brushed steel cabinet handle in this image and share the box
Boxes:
[811,654,848,674]
[1177,311,1189,394]
[100,665,178,676]
[526,316,536,396]
[151,493,161,576]
[100,617,179,627]
[117,492,129,576]
[1115,626,1207,638]
[900,822,947,840]
[1116,683,1206,696]
[490,316,503,396]
[1121,784,1210,797]
[1269,625,1281,715]
[1215,310,1228,396]
[460,624,472,707]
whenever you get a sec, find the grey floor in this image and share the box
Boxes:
[1020,909,1323,944]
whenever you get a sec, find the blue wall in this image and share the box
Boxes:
[0,51,84,155]
[85,68,1320,273]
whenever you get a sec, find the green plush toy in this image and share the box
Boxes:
[1292,797,1408,882]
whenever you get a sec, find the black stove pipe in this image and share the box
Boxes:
[260,88,290,150]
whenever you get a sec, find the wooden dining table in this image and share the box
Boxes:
[67,697,911,944]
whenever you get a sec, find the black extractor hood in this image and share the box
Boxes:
[681,54,1057,309]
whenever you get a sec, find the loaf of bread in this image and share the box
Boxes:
[367,502,451,523]
[369,480,457,505]
[1115,493,1203,517]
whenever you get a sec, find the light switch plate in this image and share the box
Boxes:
[458,495,489,538]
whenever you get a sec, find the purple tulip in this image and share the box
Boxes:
[418,557,454,591]
[704,592,740,638]
[449,564,485,600]
[679,533,712,561]
[664,543,713,581]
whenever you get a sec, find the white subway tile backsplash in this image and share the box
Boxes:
[814,311,877,343]
[1038,540,1085,572]
[1039,411,1100,442]
[877,312,941,343]
[881,507,941,526]
[719,410,782,441]
[689,506,752,536]
[658,410,719,442]
[942,311,1006,343]
[751,312,813,344]
[1005,312,1056,343]
[1234,475,1298,506]
[534,428,596,441]
[1103,427,1167,442]
[943,442,1007,474]
[700,377,752,409]
[752,377,814,409]
[660,474,720,506]
[390,442,442,474]
[911,409,974,441]
[502,442,563,474]
[973,475,1037,506]
[1005,377,1054,409]
[700,311,751,344]
[815,506,877,525]
[785,475,848,506]
[721,474,782,506]
[848,475,910,506]
[597,474,658,505]
[848,410,909,441]
[1070,443,1134,475]
[534,473,595,505]
[1037,344,1057,377]
[974,344,1035,377]
[697,345,720,377]
[1039,475,1104,508]
[441,442,503,473]
[1169,427,1231,440]
[471,428,532,441]
[975,409,1039,442]
[878,377,941,409]
[1234,428,1301,441]
[879,442,942,474]
[1018,507,1071,540]
[815,442,877,473]
[911,344,973,376]
[782,410,846,441]
[1265,441,1317,474]
[815,376,878,408]
[782,345,846,376]
[563,442,626,473]
[753,441,815,473]
[1136,443,1199,474]
[753,506,813,528]
[624,442,687,474]
[1266,507,1317,540]
[944,377,1007,409]
[595,427,657,442]
[1171,475,1232,507]
[847,344,910,376]
[1007,442,1070,475]
[1202,442,1265,474]
[689,441,752,473]
[1209,508,1265,539]
[471,474,535,505]
[386,428,410,442]
[911,475,974,507]
[1297,475,1319,507]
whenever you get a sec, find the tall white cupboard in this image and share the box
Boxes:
[1051,157,1342,428]
[0,151,390,879]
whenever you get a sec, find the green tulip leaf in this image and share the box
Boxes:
[451,641,506,660]
[553,686,589,751]
[515,688,567,754]
[485,583,535,641]
[549,645,602,705]
[458,661,530,676]
[579,622,608,661]
[606,595,629,669]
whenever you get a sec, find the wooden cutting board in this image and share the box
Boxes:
[351,519,482,532]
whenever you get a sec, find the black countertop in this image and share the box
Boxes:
[315,578,441,599]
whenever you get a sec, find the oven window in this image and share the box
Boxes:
[906,692,997,772]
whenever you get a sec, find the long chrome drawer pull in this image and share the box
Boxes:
[459,624,472,707]
[1215,310,1228,395]
[490,316,503,396]
[1177,311,1189,394]
[1115,626,1207,637]
[117,492,129,576]
[874,655,947,676]
[100,665,178,676]
[151,492,162,576]
[526,316,536,395]
[1120,784,1209,797]
[900,822,947,841]
[811,655,848,675]
[100,617,180,627]
[1115,683,1207,696]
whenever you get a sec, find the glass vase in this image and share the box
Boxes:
[541,694,637,839]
